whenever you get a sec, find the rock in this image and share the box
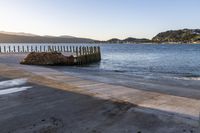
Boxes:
[20,52,74,65]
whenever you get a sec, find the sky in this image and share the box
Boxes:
[0,0,199,40]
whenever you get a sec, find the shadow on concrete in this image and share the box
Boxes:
[0,79,198,133]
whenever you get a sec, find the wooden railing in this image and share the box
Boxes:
[0,45,101,65]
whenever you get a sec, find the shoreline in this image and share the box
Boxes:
[0,62,200,132]
[0,53,200,132]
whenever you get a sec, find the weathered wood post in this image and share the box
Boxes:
[4,46,6,53]
[60,45,63,52]
[42,46,45,52]
[63,46,65,52]
[54,45,56,52]
[82,47,85,55]
[91,46,94,54]
[26,46,29,53]
[8,46,11,53]
[76,46,78,56]
[57,45,59,52]
[92,46,95,61]
[72,46,75,53]
[79,46,82,65]
[87,46,90,62]
[75,46,78,64]
[50,45,53,52]
[69,46,72,52]
[89,47,92,61]
[50,46,52,52]
[51,46,53,52]
[86,46,89,55]
[24,46,26,53]
[51,46,54,52]
[17,46,20,53]
[94,46,97,61]
[59,46,62,52]
[22,46,25,53]
[47,45,50,52]
[85,47,88,63]
[98,46,101,61]
[62,46,64,52]
[39,45,42,52]
[35,45,37,52]
[82,47,85,64]
[13,45,15,53]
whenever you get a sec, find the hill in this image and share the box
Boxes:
[152,29,200,43]
[0,32,95,43]
[1,29,200,44]
[97,37,152,43]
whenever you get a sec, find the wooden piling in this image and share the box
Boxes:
[3,46,6,53]
[61,46,63,52]
[0,45,101,65]
[70,46,72,52]
[64,46,66,52]
[8,46,11,53]
[43,46,46,52]
[35,46,37,52]
[57,46,60,52]
[26,46,29,52]
[22,46,24,53]
[40,46,42,52]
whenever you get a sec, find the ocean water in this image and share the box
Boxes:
[1,43,200,98]
[54,44,200,99]
[99,44,200,80]
[54,44,200,81]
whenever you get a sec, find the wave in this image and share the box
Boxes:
[174,76,200,81]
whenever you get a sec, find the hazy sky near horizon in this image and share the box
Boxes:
[0,0,199,40]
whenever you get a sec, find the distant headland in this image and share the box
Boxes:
[0,29,200,44]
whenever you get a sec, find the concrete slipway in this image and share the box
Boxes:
[0,63,200,133]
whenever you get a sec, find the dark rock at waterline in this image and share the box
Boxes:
[20,52,74,65]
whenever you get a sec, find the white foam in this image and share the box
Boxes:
[174,77,200,81]
[0,86,31,95]
[0,78,27,89]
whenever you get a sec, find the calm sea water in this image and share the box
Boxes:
[62,44,200,99]
[1,43,200,98]
[98,44,200,80]
[2,43,200,80]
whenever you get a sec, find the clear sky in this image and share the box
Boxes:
[0,0,199,40]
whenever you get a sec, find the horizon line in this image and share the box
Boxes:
[0,28,199,41]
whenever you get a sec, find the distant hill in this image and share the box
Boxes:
[152,29,200,43]
[0,31,37,37]
[1,29,200,44]
[107,38,122,43]
[0,32,95,43]
[97,37,152,43]
[123,37,151,43]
